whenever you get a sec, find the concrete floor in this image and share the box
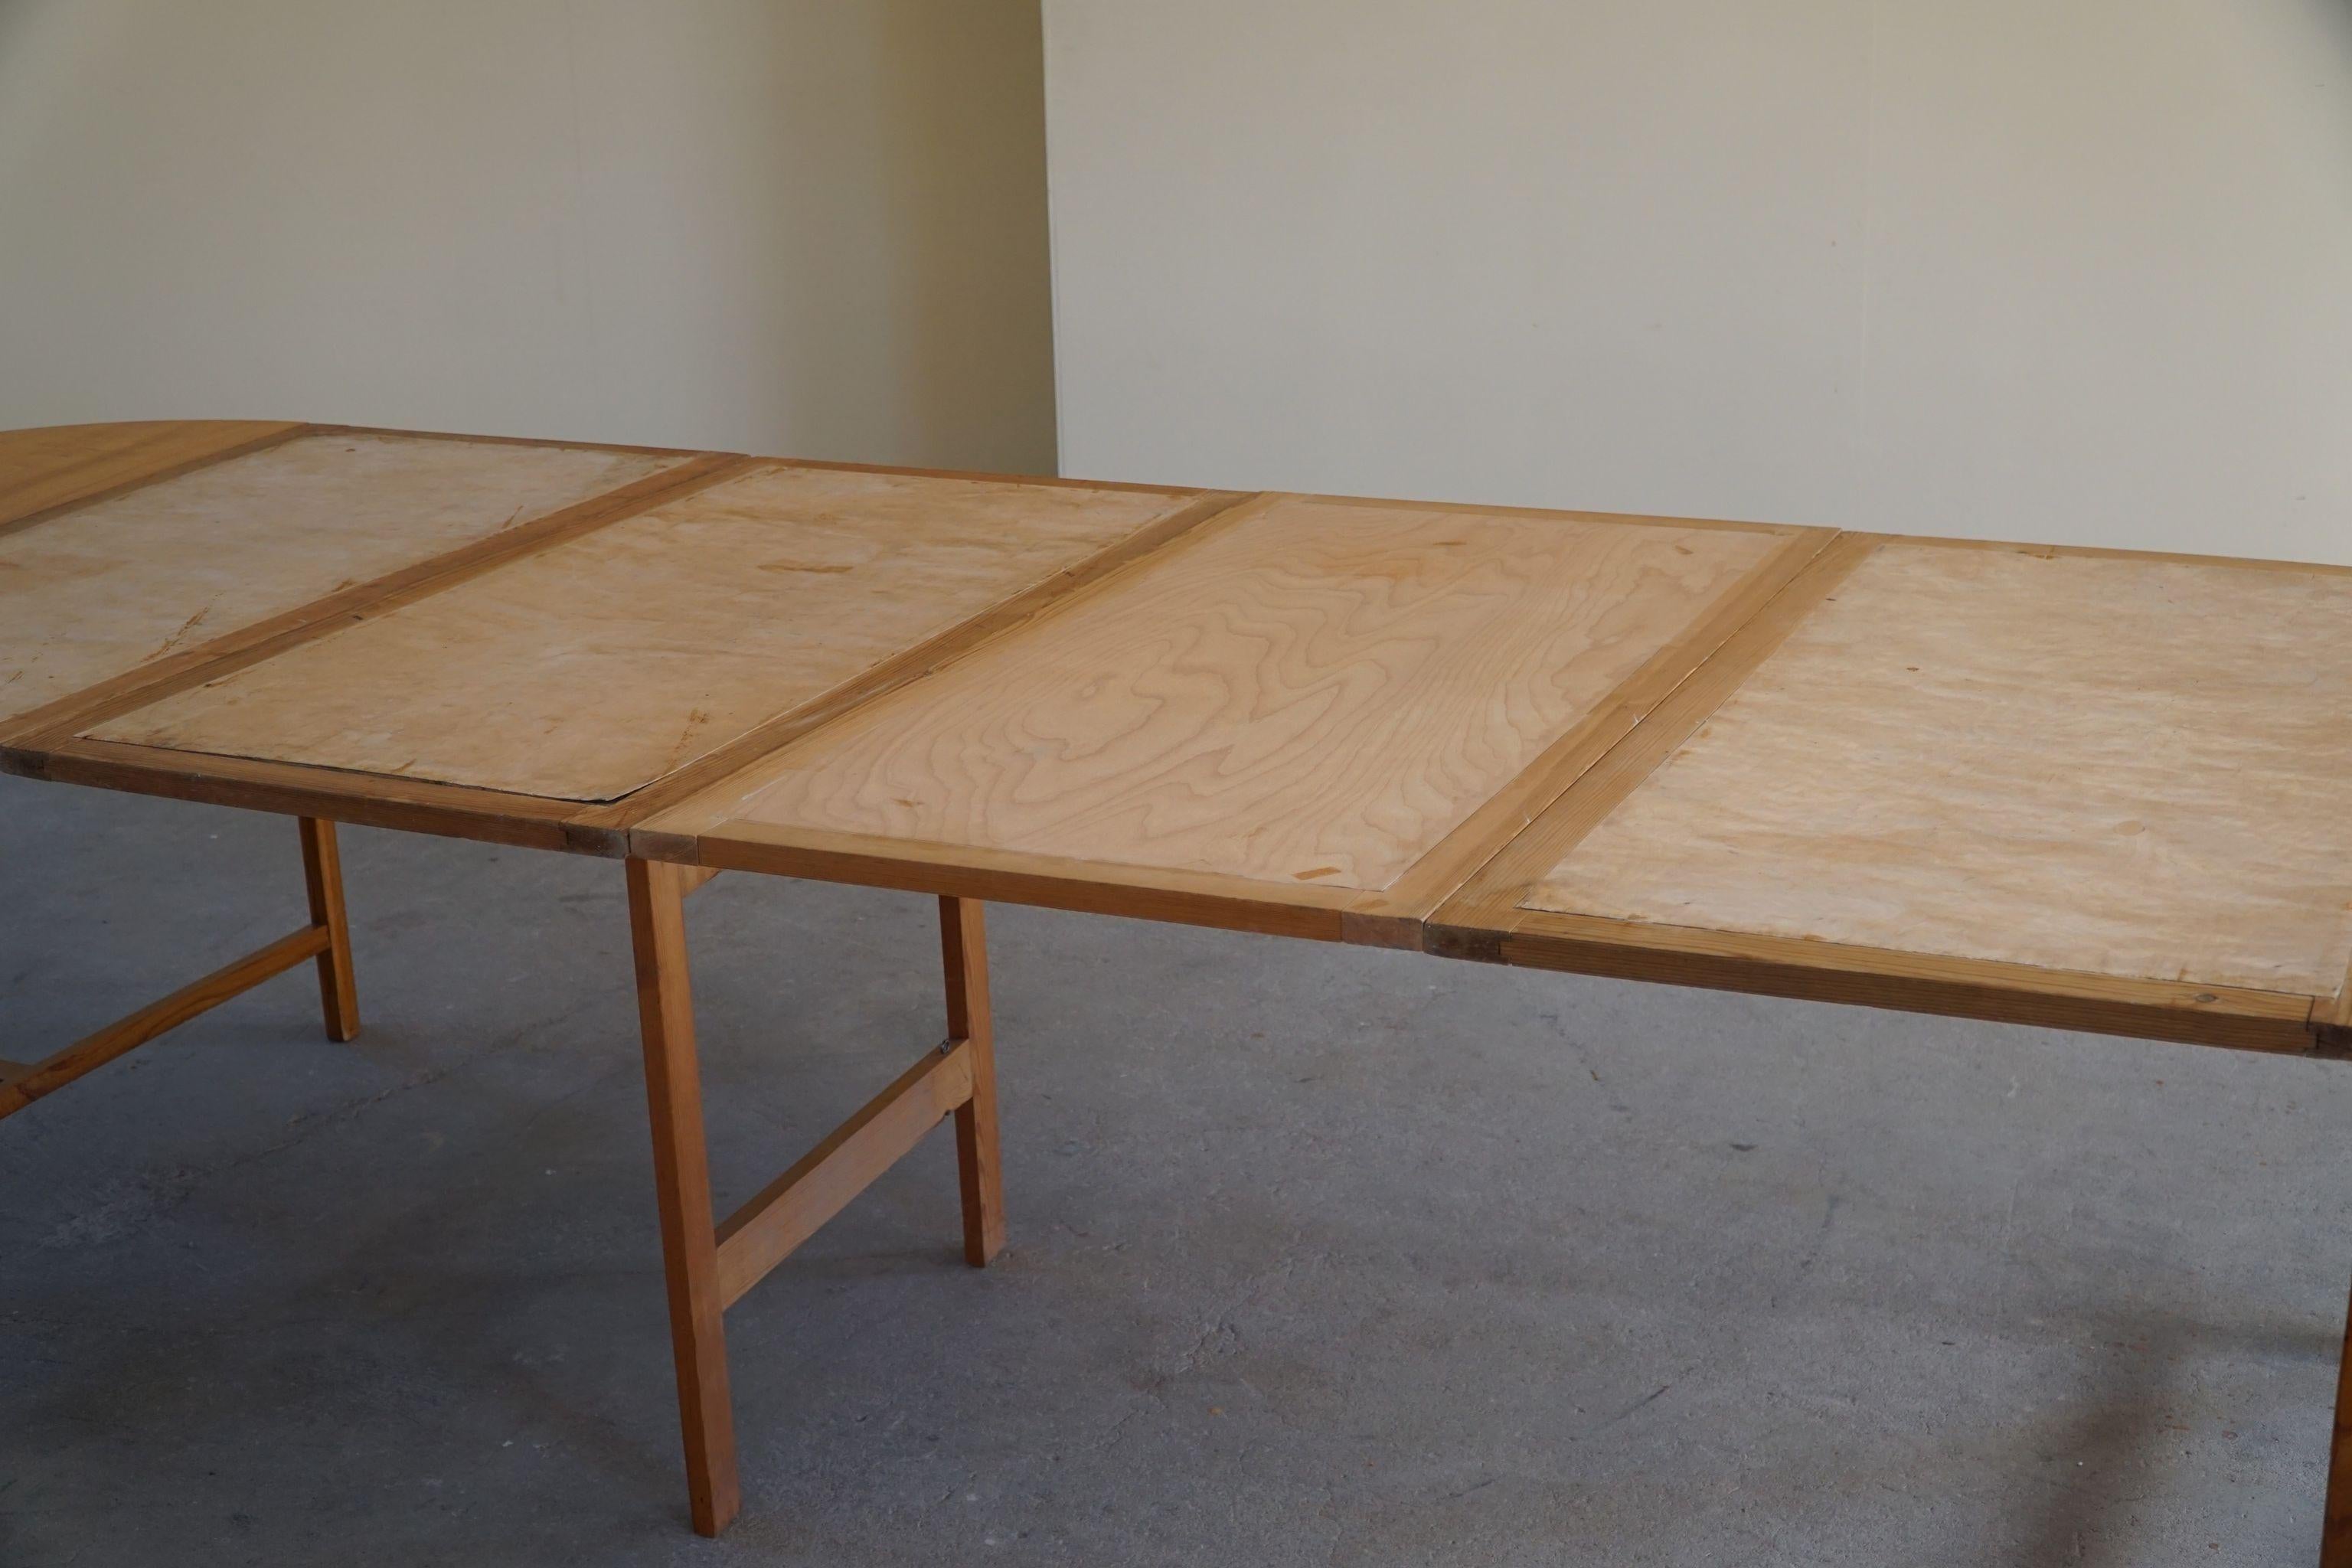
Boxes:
[3,775,2348,1567]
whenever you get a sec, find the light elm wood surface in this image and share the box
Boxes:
[93,465,1202,802]
[655,495,1785,892]
[1521,541,2352,996]
[1,432,685,727]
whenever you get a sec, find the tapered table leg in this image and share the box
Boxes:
[941,896,1004,1266]
[297,817,359,1041]
[626,858,740,1537]
[2324,1263,2352,1565]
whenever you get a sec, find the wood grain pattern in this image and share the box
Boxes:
[0,419,302,532]
[0,431,688,727]
[563,487,1246,830]
[1363,524,1837,921]
[1,452,746,750]
[1432,534,1882,938]
[93,464,1204,802]
[1519,541,2352,996]
[655,495,1787,893]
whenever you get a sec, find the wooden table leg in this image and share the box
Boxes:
[941,896,1004,1267]
[2324,1264,2352,1566]
[626,858,740,1537]
[297,817,360,1042]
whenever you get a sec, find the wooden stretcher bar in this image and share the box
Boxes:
[0,817,358,1120]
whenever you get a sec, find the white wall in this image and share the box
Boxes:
[1044,1,2352,562]
[0,0,1057,473]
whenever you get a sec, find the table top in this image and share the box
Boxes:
[5,420,2347,1053]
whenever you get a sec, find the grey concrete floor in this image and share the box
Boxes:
[3,773,2349,1567]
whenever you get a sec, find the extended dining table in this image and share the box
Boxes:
[5,420,2349,1556]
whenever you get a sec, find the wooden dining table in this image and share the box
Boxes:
[5,419,2350,1557]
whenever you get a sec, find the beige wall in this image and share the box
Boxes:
[1044,1,2352,562]
[0,0,1057,473]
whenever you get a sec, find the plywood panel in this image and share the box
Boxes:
[0,420,300,529]
[1522,542,2352,995]
[0,433,688,727]
[659,497,1785,892]
[92,466,1205,802]
[4,433,689,720]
